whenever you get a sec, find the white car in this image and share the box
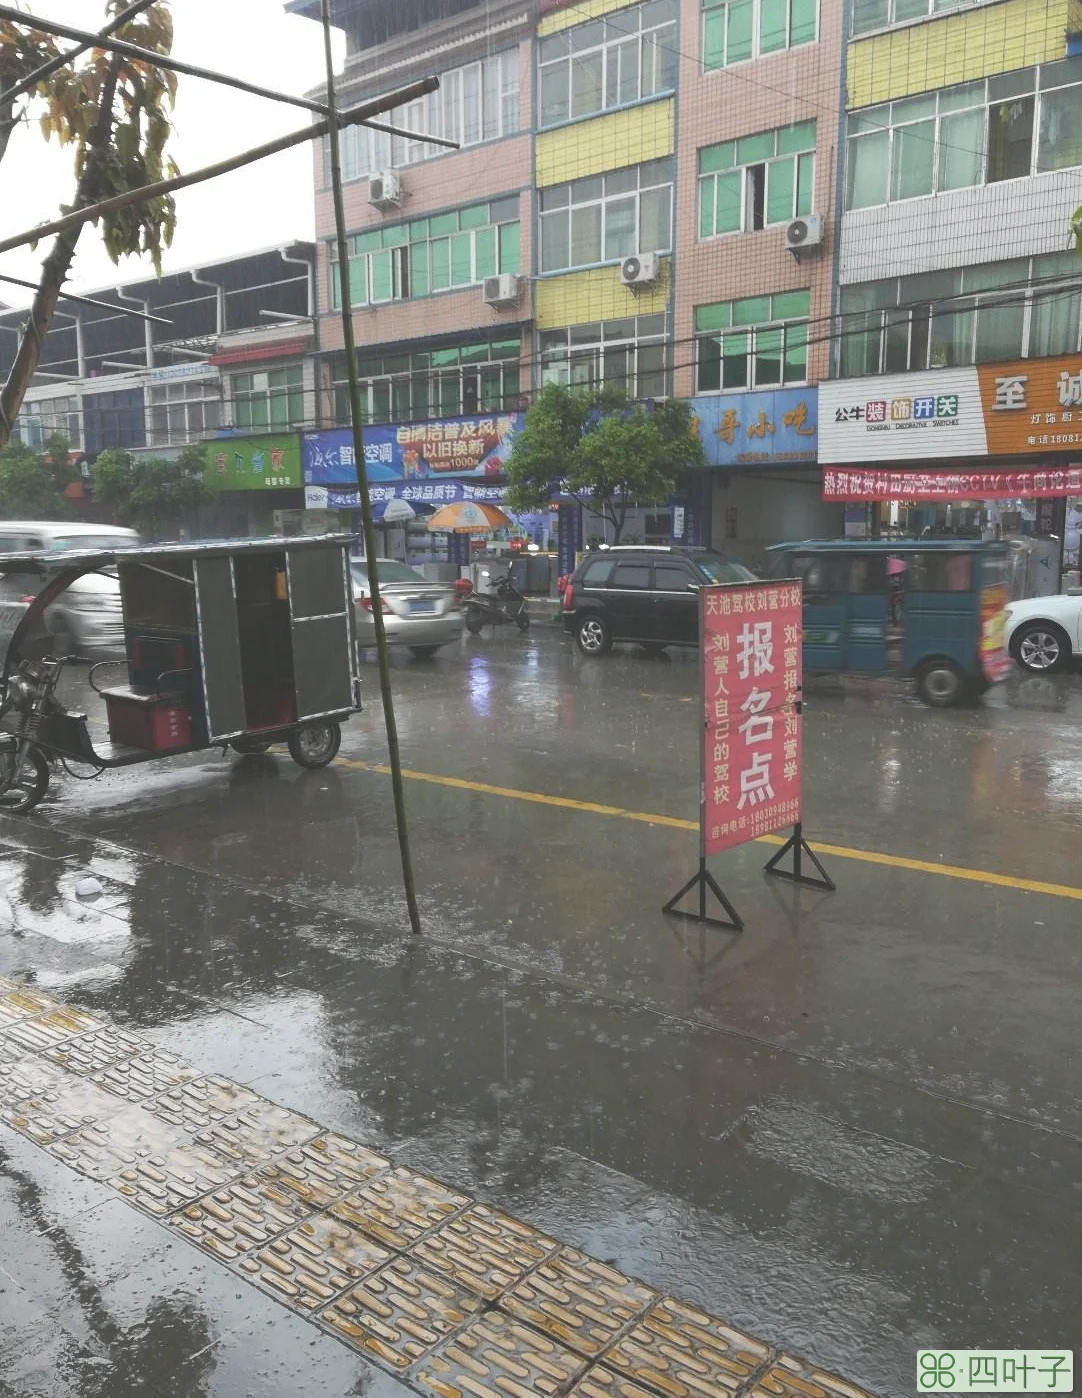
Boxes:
[1004,590,1082,672]
[351,559,463,659]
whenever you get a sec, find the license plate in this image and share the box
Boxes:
[408,599,436,614]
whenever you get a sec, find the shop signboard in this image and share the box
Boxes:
[692,388,818,467]
[303,414,524,485]
[980,583,1011,683]
[304,481,506,510]
[820,356,1082,464]
[206,434,302,490]
[557,503,582,577]
[822,465,1082,501]
[703,581,803,857]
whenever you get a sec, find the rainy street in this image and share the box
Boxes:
[1,626,1081,1398]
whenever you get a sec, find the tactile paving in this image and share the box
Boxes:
[255,1132,390,1210]
[2,1072,127,1146]
[235,1210,393,1311]
[48,1105,189,1179]
[0,1004,100,1052]
[169,1175,313,1258]
[145,1074,262,1131]
[500,1246,658,1359]
[196,1098,319,1165]
[413,1309,589,1398]
[329,1167,471,1251]
[113,1142,240,1217]
[571,1368,659,1398]
[318,1256,483,1372]
[0,985,56,1027]
[746,1355,877,1398]
[602,1297,773,1398]
[43,1025,147,1075]
[409,1201,558,1300]
[92,1050,201,1105]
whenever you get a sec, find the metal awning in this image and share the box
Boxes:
[0,534,357,574]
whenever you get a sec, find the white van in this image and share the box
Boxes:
[0,521,139,656]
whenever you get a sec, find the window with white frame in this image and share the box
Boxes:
[852,0,982,37]
[537,0,677,128]
[230,365,304,430]
[695,291,810,391]
[846,59,1082,210]
[699,120,815,237]
[539,160,673,273]
[539,315,670,398]
[330,339,521,424]
[333,50,519,183]
[838,252,1082,376]
[147,379,221,445]
[330,198,520,308]
[701,0,817,71]
[13,395,81,449]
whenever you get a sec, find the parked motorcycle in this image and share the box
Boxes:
[462,572,530,635]
[0,653,62,812]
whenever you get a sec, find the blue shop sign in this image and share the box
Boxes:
[305,481,506,510]
[303,413,523,485]
[692,388,818,467]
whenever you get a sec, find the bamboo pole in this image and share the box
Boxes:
[320,0,422,937]
[0,0,157,108]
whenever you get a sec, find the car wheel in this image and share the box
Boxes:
[1012,621,1069,673]
[576,613,611,657]
[410,645,442,660]
[287,721,341,768]
[915,660,964,707]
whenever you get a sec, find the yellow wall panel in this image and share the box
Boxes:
[535,262,670,329]
[848,0,1074,108]
[535,100,674,187]
[539,0,646,38]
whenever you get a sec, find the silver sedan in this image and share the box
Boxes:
[351,560,463,659]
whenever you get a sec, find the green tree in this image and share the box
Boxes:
[1072,204,1081,253]
[0,438,74,517]
[505,382,705,543]
[0,4,177,447]
[92,446,208,540]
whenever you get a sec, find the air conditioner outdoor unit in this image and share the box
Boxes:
[619,253,660,288]
[368,171,401,208]
[483,273,520,307]
[785,214,824,252]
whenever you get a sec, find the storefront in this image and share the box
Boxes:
[203,432,304,536]
[691,387,840,573]
[819,356,1082,591]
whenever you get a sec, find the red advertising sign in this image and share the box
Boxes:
[822,465,1082,502]
[703,581,803,857]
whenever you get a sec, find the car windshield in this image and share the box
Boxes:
[351,561,425,586]
[694,555,757,584]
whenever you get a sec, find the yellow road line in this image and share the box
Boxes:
[341,758,1082,904]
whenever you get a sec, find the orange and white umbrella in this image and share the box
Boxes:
[425,501,513,534]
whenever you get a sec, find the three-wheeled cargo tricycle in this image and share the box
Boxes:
[0,534,362,811]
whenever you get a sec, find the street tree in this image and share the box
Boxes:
[0,3,177,448]
[92,446,208,540]
[505,381,705,544]
[0,437,74,517]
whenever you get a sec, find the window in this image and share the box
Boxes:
[332,49,519,184]
[702,0,816,71]
[846,62,1082,211]
[581,558,614,585]
[695,291,810,392]
[655,563,694,590]
[331,338,521,425]
[538,0,677,128]
[147,379,221,445]
[609,563,651,588]
[699,121,815,237]
[330,198,520,308]
[854,0,998,35]
[539,160,673,273]
[230,365,304,430]
[540,315,670,399]
[13,395,81,450]
[838,252,1082,377]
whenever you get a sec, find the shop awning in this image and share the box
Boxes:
[209,338,310,367]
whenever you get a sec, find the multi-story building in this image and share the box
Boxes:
[822,0,1082,576]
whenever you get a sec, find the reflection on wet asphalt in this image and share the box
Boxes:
[3,627,1082,1397]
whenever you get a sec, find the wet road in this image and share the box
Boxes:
[2,627,1081,1397]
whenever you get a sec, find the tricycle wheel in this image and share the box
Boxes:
[287,721,341,769]
[230,736,274,755]
[0,746,50,812]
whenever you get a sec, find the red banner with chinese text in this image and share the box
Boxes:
[703,582,803,857]
[822,465,1082,501]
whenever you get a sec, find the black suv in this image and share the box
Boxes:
[562,546,756,656]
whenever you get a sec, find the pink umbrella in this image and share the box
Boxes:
[887,556,908,575]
